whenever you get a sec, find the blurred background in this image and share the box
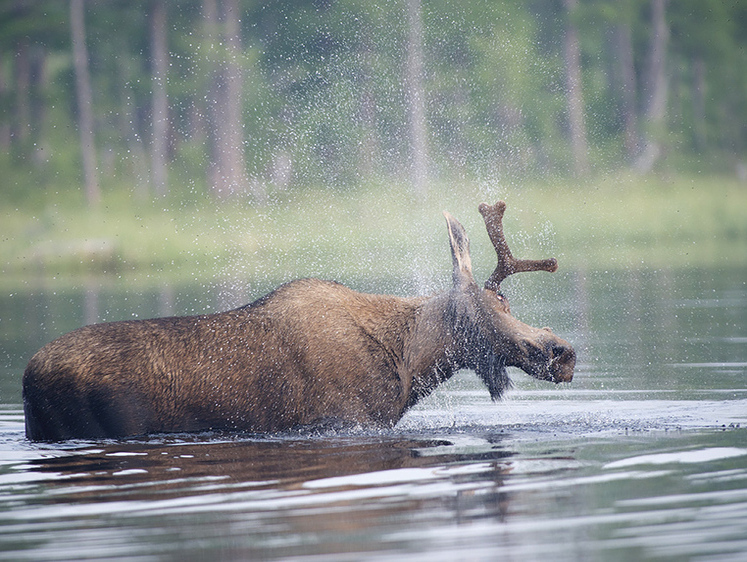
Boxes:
[1,0,746,288]
[1,6,746,557]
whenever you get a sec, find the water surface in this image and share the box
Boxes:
[0,266,745,561]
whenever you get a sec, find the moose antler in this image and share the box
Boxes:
[479,201,558,292]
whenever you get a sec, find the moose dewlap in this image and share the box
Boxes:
[23,201,575,441]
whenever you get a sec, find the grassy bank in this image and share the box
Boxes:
[2,173,746,290]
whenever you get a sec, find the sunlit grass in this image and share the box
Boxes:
[2,173,745,290]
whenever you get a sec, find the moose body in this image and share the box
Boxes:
[23,202,575,441]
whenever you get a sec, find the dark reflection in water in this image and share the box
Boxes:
[29,431,512,499]
[4,423,747,561]
[6,430,524,561]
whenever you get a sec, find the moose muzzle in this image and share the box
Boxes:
[518,329,576,384]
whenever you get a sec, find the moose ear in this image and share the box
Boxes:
[443,211,475,289]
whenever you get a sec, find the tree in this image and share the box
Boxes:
[219,0,249,197]
[404,0,428,197]
[0,55,9,150]
[356,23,381,179]
[635,0,669,173]
[201,0,261,200]
[150,0,169,197]
[3,0,747,206]
[562,0,590,176]
[668,0,741,155]
[70,0,100,206]
[14,36,30,145]
[612,17,639,160]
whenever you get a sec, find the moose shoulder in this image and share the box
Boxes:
[23,201,575,441]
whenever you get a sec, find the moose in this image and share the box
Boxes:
[23,201,575,441]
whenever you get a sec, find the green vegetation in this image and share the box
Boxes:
[2,1,747,199]
[3,173,745,290]
[2,2,745,290]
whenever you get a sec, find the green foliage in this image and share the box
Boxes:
[2,174,745,291]
[0,0,746,288]
[2,0,746,202]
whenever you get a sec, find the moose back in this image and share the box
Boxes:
[23,201,575,441]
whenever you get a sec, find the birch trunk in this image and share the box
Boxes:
[614,21,639,161]
[70,0,100,206]
[405,0,428,198]
[150,0,169,197]
[563,0,590,176]
[635,0,669,173]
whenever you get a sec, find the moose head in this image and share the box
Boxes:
[438,201,575,402]
[23,201,575,441]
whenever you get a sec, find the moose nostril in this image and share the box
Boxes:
[551,344,568,359]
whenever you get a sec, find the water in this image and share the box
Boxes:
[0,266,745,561]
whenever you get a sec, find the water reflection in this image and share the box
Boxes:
[6,426,744,561]
[24,432,514,503]
[4,431,522,560]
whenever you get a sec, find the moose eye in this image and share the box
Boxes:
[495,293,508,305]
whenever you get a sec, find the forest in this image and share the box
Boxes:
[2,0,746,207]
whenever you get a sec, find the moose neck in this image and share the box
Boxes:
[401,290,466,409]
[324,286,461,418]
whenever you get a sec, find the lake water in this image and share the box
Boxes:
[0,266,745,561]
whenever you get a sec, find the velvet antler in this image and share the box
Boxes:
[478,201,558,292]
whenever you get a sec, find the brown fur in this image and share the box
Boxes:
[23,204,575,441]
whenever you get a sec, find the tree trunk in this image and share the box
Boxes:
[203,0,262,201]
[562,0,590,176]
[220,0,251,198]
[29,45,50,166]
[150,0,169,197]
[14,38,31,146]
[357,29,380,179]
[70,0,100,206]
[405,0,428,198]
[202,0,220,194]
[613,21,639,161]
[0,50,12,149]
[692,56,706,152]
[118,57,150,201]
[635,0,669,173]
